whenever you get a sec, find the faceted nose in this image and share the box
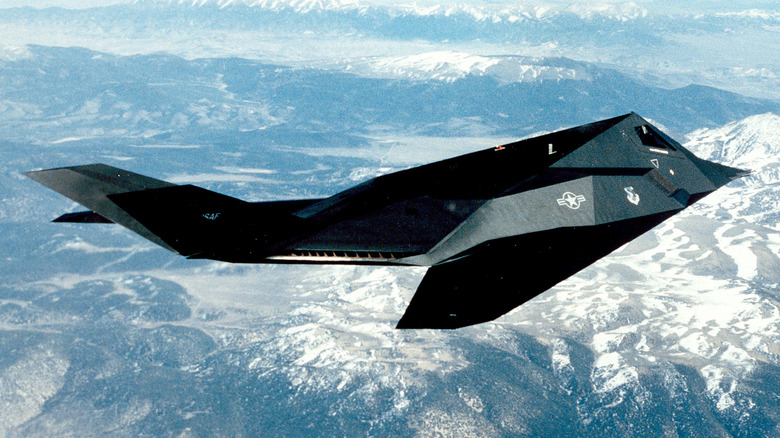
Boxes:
[717,163,752,181]
[694,158,752,186]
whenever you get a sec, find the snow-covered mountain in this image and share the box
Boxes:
[687,113,780,187]
[683,113,780,231]
[335,52,592,83]
[137,0,779,23]
[136,0,649,19]
[1,1,778,98]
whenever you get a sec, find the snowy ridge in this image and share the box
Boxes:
[0,45,32,62]
[715,9,780,21]
[340,51,590,83]
[384,3,647,22]
[140,0,650,21]
[563,2,648,21]
[5,1,779,100]
[683,112,780,236]
[686,112,780,186]
[143,0,361,12]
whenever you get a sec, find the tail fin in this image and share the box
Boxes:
[25,164,247,255]
[107,184,249,256]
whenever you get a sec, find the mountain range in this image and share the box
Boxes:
[0,1,779,435]
[1,44,779,435]
[1,1,778,98]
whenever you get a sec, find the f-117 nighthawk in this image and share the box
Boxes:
[26,113,747,328]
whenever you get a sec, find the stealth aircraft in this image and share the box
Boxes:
[26,113,747,328]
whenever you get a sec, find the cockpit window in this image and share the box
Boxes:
[635,125,677,151]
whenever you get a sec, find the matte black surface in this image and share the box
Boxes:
[53,210,114,223]
[396,211,679,329]
[25,113,746,328]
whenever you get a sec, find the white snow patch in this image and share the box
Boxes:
[715,226,759,280]
[101,155,136,161]
[0,45,32,61]
[591,352,638,393]
[679,332,717,358]
[551,338,572,370]
[50,136,89,144]
[0,348,70,433]
[131,144,201,149]
[52,239,150,255]
[700,365,738,411]
[213,166,277,174]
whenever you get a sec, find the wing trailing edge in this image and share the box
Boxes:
[53,210,114,223]
[25,164,179,251]
[25,164,253,255]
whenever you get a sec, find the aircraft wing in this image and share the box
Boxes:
[396,211,678,329]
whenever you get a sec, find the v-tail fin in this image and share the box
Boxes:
[24,164,249,256]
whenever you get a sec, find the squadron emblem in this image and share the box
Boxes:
[624,187,640,205]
